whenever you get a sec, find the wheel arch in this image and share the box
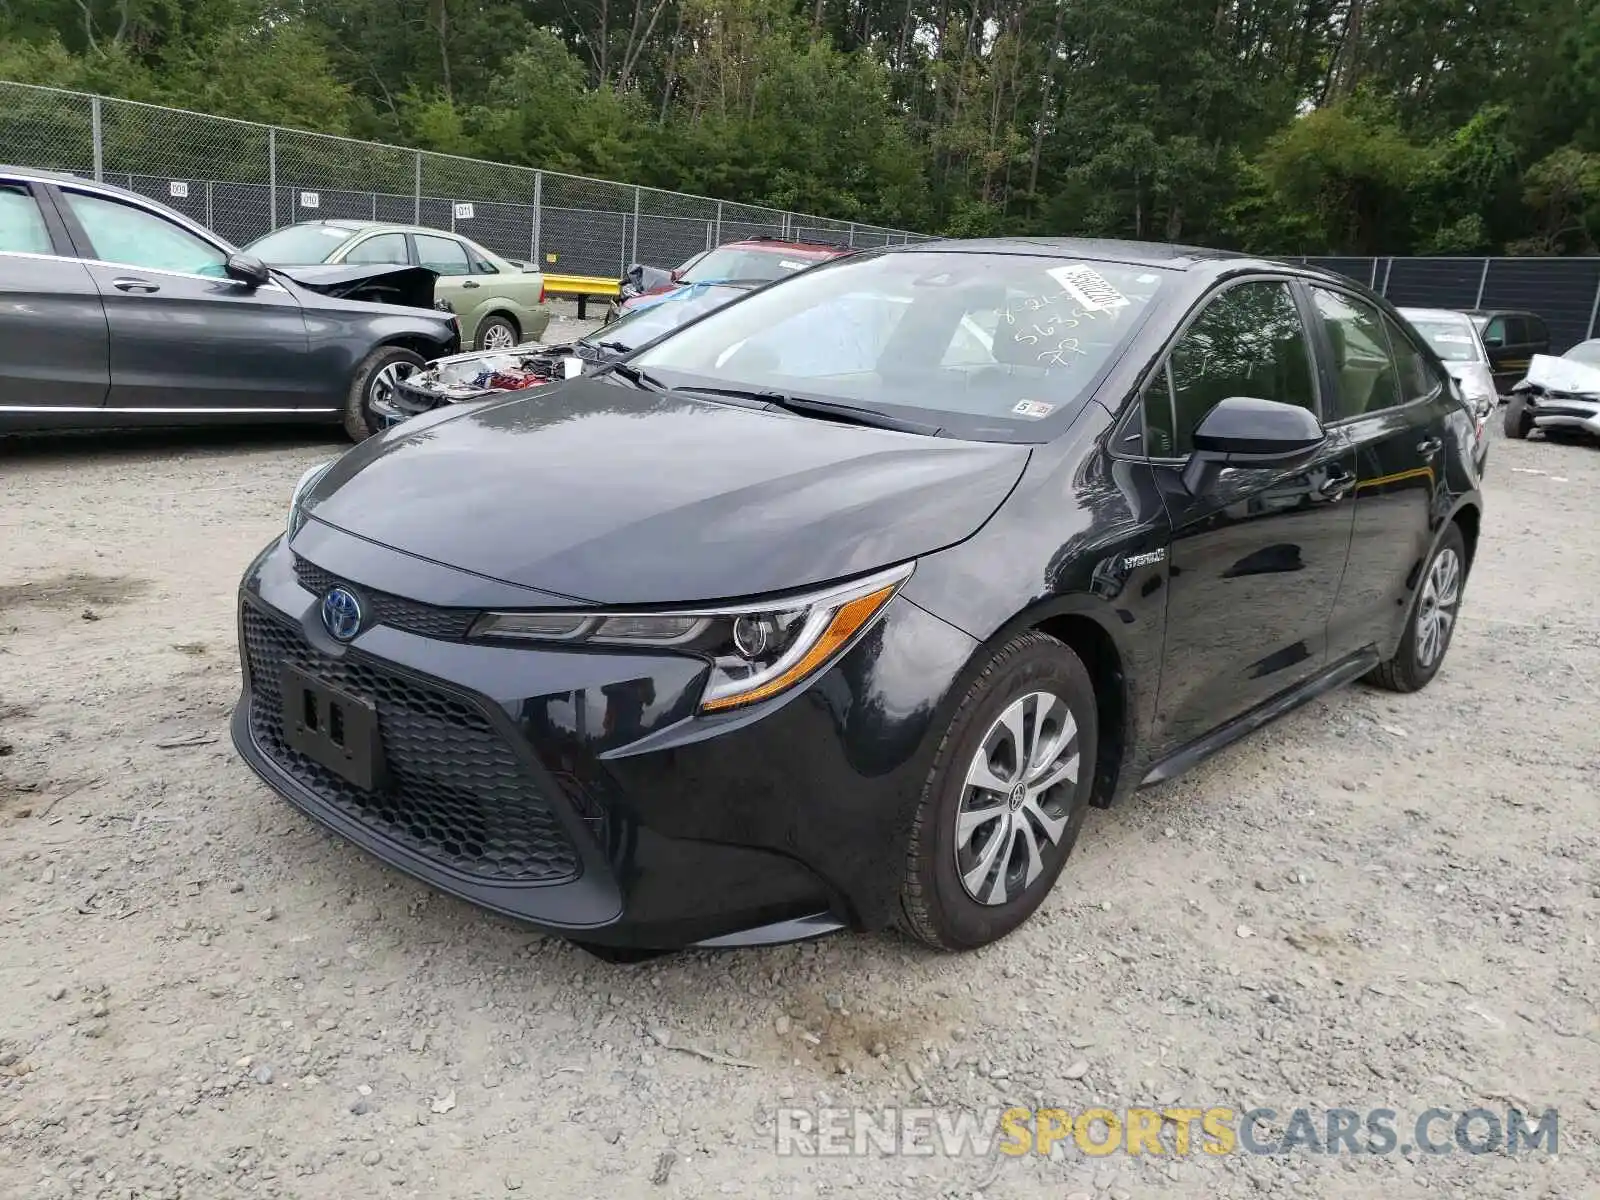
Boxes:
[1030,612,1129,810]
[374,333,444,363]
[477,308,522,341]
[1451,500,1481,574]
[958,597,1138,812]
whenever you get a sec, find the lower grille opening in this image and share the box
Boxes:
[242,603,581,884]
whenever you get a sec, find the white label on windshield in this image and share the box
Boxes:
[563,356,584,379]
[779,259,806,270]
[1012,400,1055,419]
[1435,333,1473,344]
[1048,265,1130,312]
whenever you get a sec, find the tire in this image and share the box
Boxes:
[475,314,519,353]
[899,631,1098,952]
[1503,394,1533,439]
[1365,523,1467,693]
[344,346,426,442]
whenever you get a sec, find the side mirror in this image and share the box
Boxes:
[225,252,271,288]
[1482,333,1503,348]
[669,268,683,282]
[1181,396,1327,494]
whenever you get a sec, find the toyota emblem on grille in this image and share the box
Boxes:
[320,586,363,642]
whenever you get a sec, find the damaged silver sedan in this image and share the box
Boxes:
[374,281,758,423]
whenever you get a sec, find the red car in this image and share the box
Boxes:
[615,236,852,316]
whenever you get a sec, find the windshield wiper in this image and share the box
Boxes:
[608,362,665,390]
[672,385,942,436]
[591,340,633,353]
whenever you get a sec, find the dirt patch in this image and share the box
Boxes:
[0,571,146,615]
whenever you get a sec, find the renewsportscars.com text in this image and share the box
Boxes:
[774,1105,1558,1158]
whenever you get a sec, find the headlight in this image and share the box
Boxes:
[287,459,335,539]
[469,562,914,712]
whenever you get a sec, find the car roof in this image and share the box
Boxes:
[0,163,86,184]
[719,237,852,258]
[0,164,166,207]
[279,219,496,244]
[1463,308,1542,319]
[1399,307,1474,321]
[880,236,1266,270]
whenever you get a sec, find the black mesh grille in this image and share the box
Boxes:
[242,603,580,884]
[294,557,479,640]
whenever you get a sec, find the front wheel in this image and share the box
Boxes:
[1365,523,1467,693]
[1503,394,1534,439]
[344,346,425,441]
[899,631,1098,952]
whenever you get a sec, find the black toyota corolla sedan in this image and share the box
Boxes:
[232,239,1483,955]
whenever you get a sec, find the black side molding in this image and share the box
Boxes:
[1138,648,1382,788]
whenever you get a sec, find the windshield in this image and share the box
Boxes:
[632,250,1167,435]
[588,284,747,351]
[1566,340,1600,367]
[680,245,825,284]
[244,224,357,264]
[1405,315,1482,362]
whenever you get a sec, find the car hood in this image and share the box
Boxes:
[276,263,439,310]
[303,377,1030,605]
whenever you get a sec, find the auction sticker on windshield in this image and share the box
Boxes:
[1012,400,1055,419]
[1048,264,1131,312]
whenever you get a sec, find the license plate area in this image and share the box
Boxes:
[281,665,385,791]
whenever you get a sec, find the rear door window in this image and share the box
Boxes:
[0,184,53,254]
[464,242,500,274]
[415,234,472,277]
[1310,288,1401,419]
[1384,317,1447,403]
[344,233,409,265]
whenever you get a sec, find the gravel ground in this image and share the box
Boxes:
[2,391,1597,1199]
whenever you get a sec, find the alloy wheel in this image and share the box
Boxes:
[481,322,516,351]
[1415,546,1461,669]
[953,691,1080,906]
[369,361,416,408]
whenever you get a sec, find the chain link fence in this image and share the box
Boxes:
[0,81,929,274]
[8,82,1599,345]
[1299,256,1600,353]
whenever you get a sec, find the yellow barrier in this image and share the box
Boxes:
[543,273,621,319]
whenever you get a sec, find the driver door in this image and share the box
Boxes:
[49,184,311,412]
[1145,277,1358,756]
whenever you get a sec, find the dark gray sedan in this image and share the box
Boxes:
[0,166,460,440]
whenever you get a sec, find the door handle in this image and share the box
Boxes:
[460,280,480,289]
[111,278,160,294]
[1318,470,1355,502]
[1416,436,1443,458]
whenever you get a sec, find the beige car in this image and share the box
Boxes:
[244,221,552,351]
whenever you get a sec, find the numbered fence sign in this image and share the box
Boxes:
[300,192,320,209]
[168,181,189,199]
[453,202,475,220]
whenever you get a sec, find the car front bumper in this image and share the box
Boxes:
[1528,395,1600,435]
[230,531,977,948]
